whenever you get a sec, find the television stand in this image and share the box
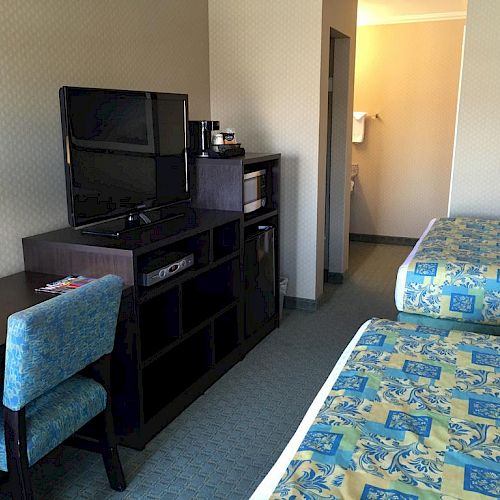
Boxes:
[81,208,187,238]
[23,207,246,449]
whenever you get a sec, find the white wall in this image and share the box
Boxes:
[0,0,211,277]
[449,0,500,218]
[318,0,358,286]
[209,0,357,301]
[209,0,323,300]
[351,20,464,237]
[351,21,464,238]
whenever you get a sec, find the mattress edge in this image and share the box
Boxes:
[249,318,374,500]
[395,218,437,311]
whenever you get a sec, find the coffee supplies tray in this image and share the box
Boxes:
[208,144,245,158]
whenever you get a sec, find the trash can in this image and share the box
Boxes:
[279,277,288,320]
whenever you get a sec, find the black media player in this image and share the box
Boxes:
[138,251,194,287]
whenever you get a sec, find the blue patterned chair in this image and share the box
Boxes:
[1,274,126,499]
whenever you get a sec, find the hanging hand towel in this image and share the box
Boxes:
[352,112,367,143]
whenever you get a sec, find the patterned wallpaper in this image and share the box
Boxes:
[449,0,500,218]
[209,0,357,300]
[351,20,465,238]
[208,0,323,300]
[0,0,211,277]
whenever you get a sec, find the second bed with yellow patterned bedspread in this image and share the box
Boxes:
[268,318,500,499]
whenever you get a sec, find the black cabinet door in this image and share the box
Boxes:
[244,227,276,337]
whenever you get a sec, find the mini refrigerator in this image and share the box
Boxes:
[244,226,276,338]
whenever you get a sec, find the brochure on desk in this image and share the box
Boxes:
[35,275,96,294]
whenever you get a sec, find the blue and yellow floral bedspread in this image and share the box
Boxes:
[401,217,500,325]
[272,318,500,499]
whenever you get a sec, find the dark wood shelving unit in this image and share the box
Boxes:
[21,153,280,451]
[192,153,281,341]
[244,208,279,227]
[22,207,245,450]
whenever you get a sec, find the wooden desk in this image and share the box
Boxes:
[0,272,63,346]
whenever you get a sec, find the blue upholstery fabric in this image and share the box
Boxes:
[3,275,123,411]
[0,374,106,471]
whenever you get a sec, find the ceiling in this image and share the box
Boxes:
[357,0,467,26]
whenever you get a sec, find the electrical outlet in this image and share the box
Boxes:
[351,163,359,177]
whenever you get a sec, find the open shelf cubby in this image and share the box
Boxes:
[139,287,180,362]
[142,326,212,421]
[182,257,239,332]
[137,230,210,278]
[214,305,239,363]
[213,220,240,261]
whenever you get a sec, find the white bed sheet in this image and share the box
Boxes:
[394,218,436,311]
[249,319,372,500]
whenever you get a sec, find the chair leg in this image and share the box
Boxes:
[4,408,34,500]
[8,456,34,500]
[98,407,126,492]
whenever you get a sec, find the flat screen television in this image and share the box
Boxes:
[59,86,190,232]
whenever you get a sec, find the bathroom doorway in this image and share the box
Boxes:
[324,29,352,284]
[349,18,466,243]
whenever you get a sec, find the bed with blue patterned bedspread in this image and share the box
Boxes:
[395,217,500,327]
[251,318,500,499]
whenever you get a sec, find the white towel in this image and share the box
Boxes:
[352,112,367,143]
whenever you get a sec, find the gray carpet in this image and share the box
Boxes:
[1,242,411,499]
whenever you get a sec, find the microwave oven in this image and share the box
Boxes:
[243,169,267,213]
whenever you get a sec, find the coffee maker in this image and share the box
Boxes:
[188,120,220,157]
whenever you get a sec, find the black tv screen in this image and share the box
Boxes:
[60,87,189,227]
